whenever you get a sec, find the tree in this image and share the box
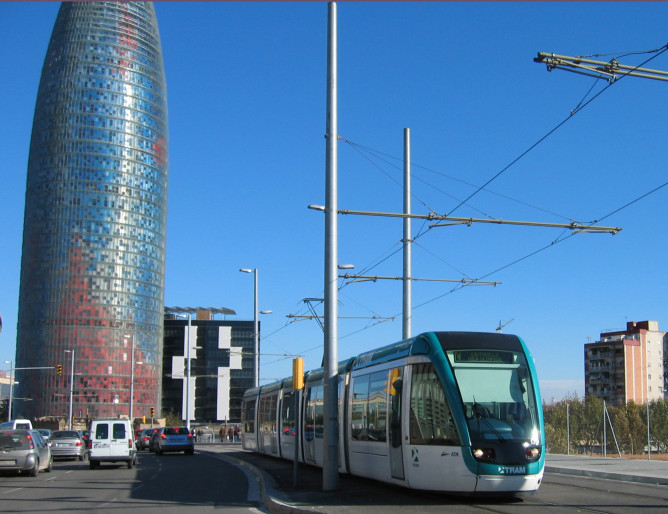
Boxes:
[649,400,668,452]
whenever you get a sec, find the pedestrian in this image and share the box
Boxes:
[228,426,234,443]
[234,425,241,442]
[219,426,224,442]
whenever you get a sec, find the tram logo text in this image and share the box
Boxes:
[498,466,526,475]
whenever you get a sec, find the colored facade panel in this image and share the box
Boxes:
[162,318,255,424]
[15,2,168,420]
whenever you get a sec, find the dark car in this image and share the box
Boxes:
[0,429,53,476]
[137,428,157,451]
[154,427,194,455]
[50,430,86,461]
[78,430,90,446]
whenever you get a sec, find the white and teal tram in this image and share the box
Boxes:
[241,331,544,495]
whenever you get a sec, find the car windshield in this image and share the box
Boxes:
[446,348,540,445]
[52,431,80,439]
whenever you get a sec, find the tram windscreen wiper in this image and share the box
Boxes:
[471,402,506,443]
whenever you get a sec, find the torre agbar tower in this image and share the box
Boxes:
[15,2,168,420]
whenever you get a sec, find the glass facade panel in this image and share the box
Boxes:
[15,2,168,420]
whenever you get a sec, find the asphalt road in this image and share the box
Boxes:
[2,448,668,513]
[0,449,264,513]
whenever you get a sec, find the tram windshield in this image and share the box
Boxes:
[445,349,540,444]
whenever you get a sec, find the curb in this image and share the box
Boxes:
[198,448,320,514]
[545,465,668,487]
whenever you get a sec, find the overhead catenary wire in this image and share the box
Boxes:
[266,44,668,371]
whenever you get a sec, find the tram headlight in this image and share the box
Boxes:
[524,446,541,461]
[472,447,496,461]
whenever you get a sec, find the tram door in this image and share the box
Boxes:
[388,367,405,480]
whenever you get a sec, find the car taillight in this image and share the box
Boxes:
[160,434,166,439]
[26,434,35,449]
[76,441,82,446]
[128,439,133,448]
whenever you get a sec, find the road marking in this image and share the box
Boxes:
[3,488,24,494]
[96,497,118,508]
[46,476,57,481]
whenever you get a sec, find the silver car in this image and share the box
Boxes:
[50,430,86,461]
[154,427,194,455]
[0,429,53,476]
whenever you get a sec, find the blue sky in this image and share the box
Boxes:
[1,2,667,404]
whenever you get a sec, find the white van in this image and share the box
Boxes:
[88,418,136,469]
[0,419,33,430]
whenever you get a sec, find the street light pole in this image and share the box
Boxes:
[64,350,74,430]
[4,361,13,422]
[185,314,192,430]
[125,334,136,423]
[240,268,259,388]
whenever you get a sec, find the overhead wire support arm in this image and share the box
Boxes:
[534,51,668,83]
[330,208,621,235]
[286,314,395,321]
[339,273,500,287]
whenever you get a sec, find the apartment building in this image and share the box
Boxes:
[584,321,667,406]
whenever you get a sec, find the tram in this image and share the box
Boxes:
[241,331,544,495]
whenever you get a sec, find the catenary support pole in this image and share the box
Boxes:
[323,0,339,492]
[402,128,411,340]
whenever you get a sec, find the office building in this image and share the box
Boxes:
[584,321,667,406]
[15,2,168,419]
[163,309,257,424]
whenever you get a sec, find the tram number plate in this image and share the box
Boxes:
[498,466,526,474]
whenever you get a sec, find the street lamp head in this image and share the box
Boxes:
[239,268,253,274]
[338,264,355,270]
[308,204,326,211]
[260,310,273,315]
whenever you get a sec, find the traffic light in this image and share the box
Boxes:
[142,415,146,423]
[56,364,62,375]
[292,358,304,390]
[150,407,155,418]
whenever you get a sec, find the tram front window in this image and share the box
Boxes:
[446,349,540,445]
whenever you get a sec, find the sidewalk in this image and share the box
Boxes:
[545,453,668,486]
[198,443,668,513]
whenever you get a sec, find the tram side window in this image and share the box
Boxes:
[304,385,323,440]
[281,391,295,436]
[243,400,256,433]
[350,371,388,443]
[410,363,460,446]
[313,385,324,438]
[258,395,277,435]
[351,377,368,440]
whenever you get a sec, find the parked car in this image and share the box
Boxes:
[88,418,136,469]
[0,429,52,476]
[37,428,53,440]
[50,430,86,461]
[153,426,194,455]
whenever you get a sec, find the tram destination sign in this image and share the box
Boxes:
[452,350,514,364]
